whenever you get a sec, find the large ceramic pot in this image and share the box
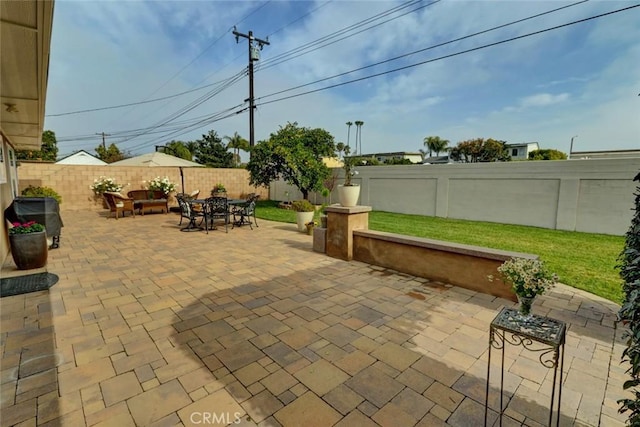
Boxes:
[295,211,314,232]
[9,230,48,270]
[338,184,360,207]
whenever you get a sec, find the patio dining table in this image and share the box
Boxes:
[181,198,248,232]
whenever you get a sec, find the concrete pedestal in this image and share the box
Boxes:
[325,205,371,261]
[313,227,326,253]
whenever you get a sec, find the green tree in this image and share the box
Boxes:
[95,143,129,163]
[449,138,510,163]
[246,122,336,200]
[163,140,192,160]
[354,120,364,154]
[423,136,449,156]
[191,130,233,168]
[618,171,640,424]
[223,132,250,167]
[528,149,568,160]
[16,130,58,161]
[384,157,413,165]
[41,130,58,161]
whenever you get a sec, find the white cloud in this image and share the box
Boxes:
[520,93,570,108]
[44,0,640,159]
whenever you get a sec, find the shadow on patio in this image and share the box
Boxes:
[0,210,628,426]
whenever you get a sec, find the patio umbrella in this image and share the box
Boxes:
[110,152,204,193]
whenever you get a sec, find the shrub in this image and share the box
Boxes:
[21,185,62,204]
[291,199,314,212]
[618,171,640,424]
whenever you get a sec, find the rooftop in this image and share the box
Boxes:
[0,210,627,426]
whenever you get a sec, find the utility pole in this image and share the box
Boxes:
[233,27,270,156]
[96,132,110,150]
[569,135,577,159]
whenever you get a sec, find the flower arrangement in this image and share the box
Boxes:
[147,176,176,195]
[491,257,558,297]
[90,176,123,195]
[9,221,45,235]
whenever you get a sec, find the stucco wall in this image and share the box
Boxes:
[272,158,639,235]
[15,163,268,211]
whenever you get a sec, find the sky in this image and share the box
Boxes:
[44,0,640,161]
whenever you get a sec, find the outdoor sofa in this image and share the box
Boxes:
[127,190,169,215]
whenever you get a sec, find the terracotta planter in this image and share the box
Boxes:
[338,184,360,207]
[306,223,315,235]
[9,230,48,270]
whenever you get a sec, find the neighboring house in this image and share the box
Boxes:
[364,152,424,164]
[423,155,455,165]
[56,150,107,165]
[570,149,640,160]
[506,142,540,160]
[322,157,343,168]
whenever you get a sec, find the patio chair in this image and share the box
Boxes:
[177,195,205,230]
[205,196,229,233]
[103,192,135,219]
[232,197,259,230]
[232,200,257,230]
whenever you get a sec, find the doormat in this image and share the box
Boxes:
[0,273,59,298]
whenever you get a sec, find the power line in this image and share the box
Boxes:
[267,0,333,38]
[45,0,425,118]
[46,75,244,117]
[256,4,638,108]
[117,71,247,148]
[260,0,433,70]
[259,0,590,102]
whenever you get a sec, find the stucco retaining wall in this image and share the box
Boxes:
[353,229,534,301]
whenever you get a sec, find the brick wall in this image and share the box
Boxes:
[16,163,268,211]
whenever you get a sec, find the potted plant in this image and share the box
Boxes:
[148,176,177,197]
[338,147,360,207]
[90,176,125,207]
[212,183,227,196]
[305,220,317,235]
[292,199,315,232]
[492,257,558,319]
[8,221,48,270]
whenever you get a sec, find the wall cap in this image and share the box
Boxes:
[325,205,372,214]
[353,229,538,262]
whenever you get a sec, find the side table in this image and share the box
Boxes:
[484,307,566,427]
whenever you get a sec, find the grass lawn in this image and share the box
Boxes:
[255,200,625,303]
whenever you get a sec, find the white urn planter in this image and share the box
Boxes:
[338,184,360,207]
[295,211,315,232]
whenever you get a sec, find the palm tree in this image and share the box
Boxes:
[223,132,249,167]
[346,122,353,152]
[423,136,450,157]
[354,120,364,155]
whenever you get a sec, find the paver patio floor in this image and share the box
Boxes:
[0,210,628,426]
